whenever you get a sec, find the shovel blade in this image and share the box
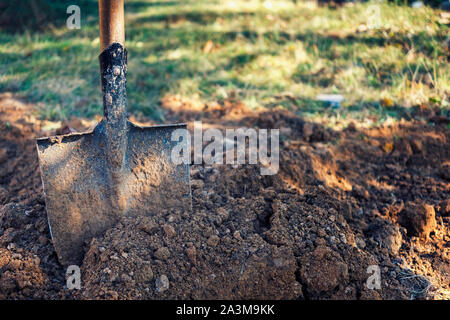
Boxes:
[37,121,191,265]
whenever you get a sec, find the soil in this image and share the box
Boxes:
[0,92,448,300]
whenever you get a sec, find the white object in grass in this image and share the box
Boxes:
[316,94,344,108]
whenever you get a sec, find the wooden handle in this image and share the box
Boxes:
[99,0,125,52]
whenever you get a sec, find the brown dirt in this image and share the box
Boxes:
[0,92,449,300]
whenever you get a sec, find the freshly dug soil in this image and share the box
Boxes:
[0,93,448,300]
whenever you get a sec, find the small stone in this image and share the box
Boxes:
[139,217,158,235]
[113,66,121,76]
[163,224,176,238]
[186,246,197,265]
[328,236,336,245]
[216,207,230,223]
[155,275,169,293]
[121,273,133,285]
[233,230,242,241]
[11,253,21,260]
[154,247,170,261]
[121,252,128,259]
[99,246,106,253]
[317,228,326,238]
[207,235,219,247]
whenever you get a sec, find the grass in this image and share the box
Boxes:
[0,0,448,123]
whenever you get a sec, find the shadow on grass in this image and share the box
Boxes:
[125,24,445,59]
[0,0,182,33]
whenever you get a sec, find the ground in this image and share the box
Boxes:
[0,92,448,300]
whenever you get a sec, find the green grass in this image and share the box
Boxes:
[0,0,448,122]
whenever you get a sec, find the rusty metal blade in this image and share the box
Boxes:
[36,120,191,266]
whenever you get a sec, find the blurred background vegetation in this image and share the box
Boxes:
[0,0,448,125]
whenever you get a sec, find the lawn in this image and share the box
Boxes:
[0,0,448,124]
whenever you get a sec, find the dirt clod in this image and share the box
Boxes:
[367,222,403,255]
[155,275,170,293]
[399,202,437,240]
[0,94,448,300]
[299,246,349,297]
[207,235,220,247]
[154,247,171,261]
[163,224,176,238]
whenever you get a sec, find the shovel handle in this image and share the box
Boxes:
[99,0,125,52]
[99,0,128,170]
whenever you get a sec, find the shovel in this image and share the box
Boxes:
[36,0,191,266]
